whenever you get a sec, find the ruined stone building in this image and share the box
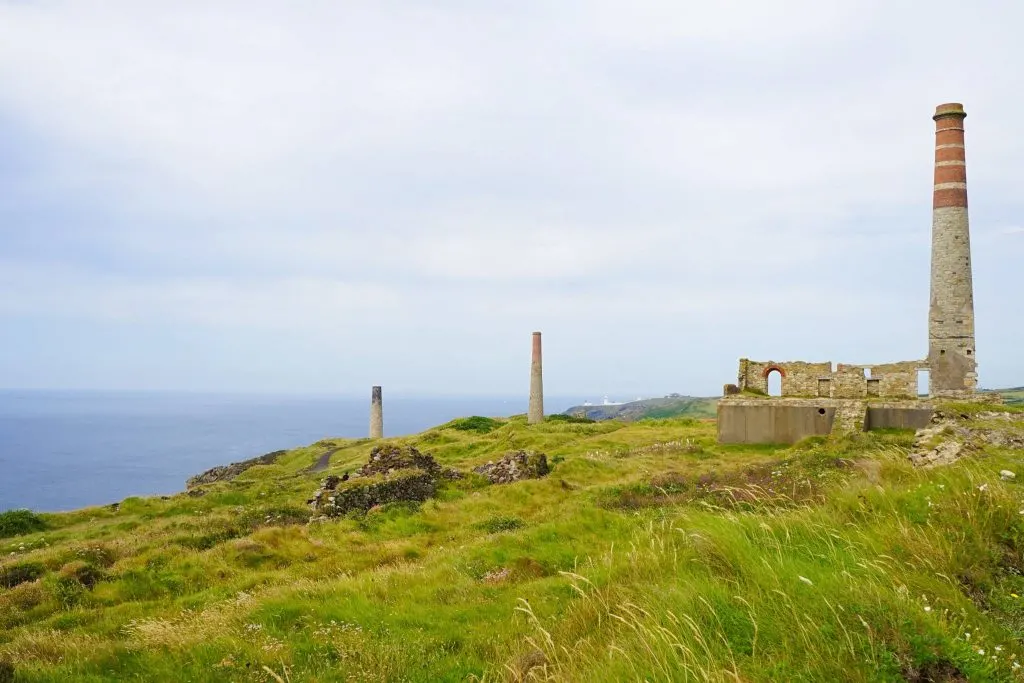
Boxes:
[718,103,983,444]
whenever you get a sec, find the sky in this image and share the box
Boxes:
[1,1,1021,398]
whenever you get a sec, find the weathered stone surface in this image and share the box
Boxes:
[355,444,460,480]
[474,451,550,484]
[186,450,286,489]
[311,470,437,516]
[1000,470,1016,481]
[735,359,924,400]
[308,445,460,517]
[908,411,1024,468]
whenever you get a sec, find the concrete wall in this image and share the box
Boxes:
[717,397,936,444]
[718,403,835,444]
[864,407,934,431]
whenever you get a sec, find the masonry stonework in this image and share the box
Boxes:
[736,359,922,399]
[718,102,986,444]
[928,104,977,396]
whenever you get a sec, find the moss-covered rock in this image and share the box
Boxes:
[309,445,460,517]
[314,471,437,516]
[473,450,550,484]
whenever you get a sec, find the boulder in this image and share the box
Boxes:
[308,445,460,517]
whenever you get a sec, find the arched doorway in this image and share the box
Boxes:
[767,368,783,396]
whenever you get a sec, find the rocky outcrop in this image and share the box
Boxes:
[356,444,456,479]
[909,410,1024,468]
[186,450,287,489]
[474,451,550,484]
[310,470,437,516]
[308,445,460,517]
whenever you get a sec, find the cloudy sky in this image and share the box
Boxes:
[1,1,1021,397]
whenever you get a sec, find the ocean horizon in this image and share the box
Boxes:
[0,389,589,513]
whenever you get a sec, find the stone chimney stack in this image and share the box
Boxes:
[527,332,544,424]
[369,386,383,438]
[928,103,977,395]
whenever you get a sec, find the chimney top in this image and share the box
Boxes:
[933,103,966,120]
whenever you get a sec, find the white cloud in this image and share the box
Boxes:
[0,1,1022,391]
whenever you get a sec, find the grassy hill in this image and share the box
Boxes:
[2,408,1024,681]
[562,395,718,421]
[999,387,1024,407]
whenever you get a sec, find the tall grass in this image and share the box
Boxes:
[1,415,1023,681]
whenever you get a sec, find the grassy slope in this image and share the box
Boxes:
[1,413,1024,681]
[563,397,718,421]
[1001,388,1024,407]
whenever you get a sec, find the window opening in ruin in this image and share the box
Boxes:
[863,367,872,379]
[767,369,783,397]
[917,369,930,397]
[867,378,881,397]
[817,408,826,416]
[966,349,972,355]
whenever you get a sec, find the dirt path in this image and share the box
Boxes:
[310,448,342,473]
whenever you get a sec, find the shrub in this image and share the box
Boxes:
[0,509,46,539]
[476,516,526,533]
[0,561,46,588]
[238,504,311,530]
[50,574,86,607]
[59,561,105,589]
[448,416,503,433]
[546,414,595,424]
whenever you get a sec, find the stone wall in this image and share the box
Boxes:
[735,358,924,399]
[737,359,831,396]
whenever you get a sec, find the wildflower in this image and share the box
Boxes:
[1014,662,1021,670]
[965,632,971,639]
[799,576,813,586]
[978,649,985,655]
[1011,593,1020,599]
[979,484,989,492]
[924,606,932,612]
[996,646,1003,652]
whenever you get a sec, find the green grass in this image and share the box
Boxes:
[2,414,1024,681]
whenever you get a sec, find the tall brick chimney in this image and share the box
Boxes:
[527,332,544,424]
[369,385,383,438]
[928,102,977,395]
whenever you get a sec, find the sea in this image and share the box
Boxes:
[0,390,585,513]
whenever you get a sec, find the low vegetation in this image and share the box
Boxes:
[0,510,47,540]
[2,413,1024,681]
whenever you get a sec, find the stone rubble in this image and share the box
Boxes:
[473,450,550,484]
[908,411,1024,468]
[307,445,460,517]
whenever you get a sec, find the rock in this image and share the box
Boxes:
[186,450,287,489]
[909,411,1024,468]
[474,451,550,484]
[1001,470,1016,481]
[308,445,460,517]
